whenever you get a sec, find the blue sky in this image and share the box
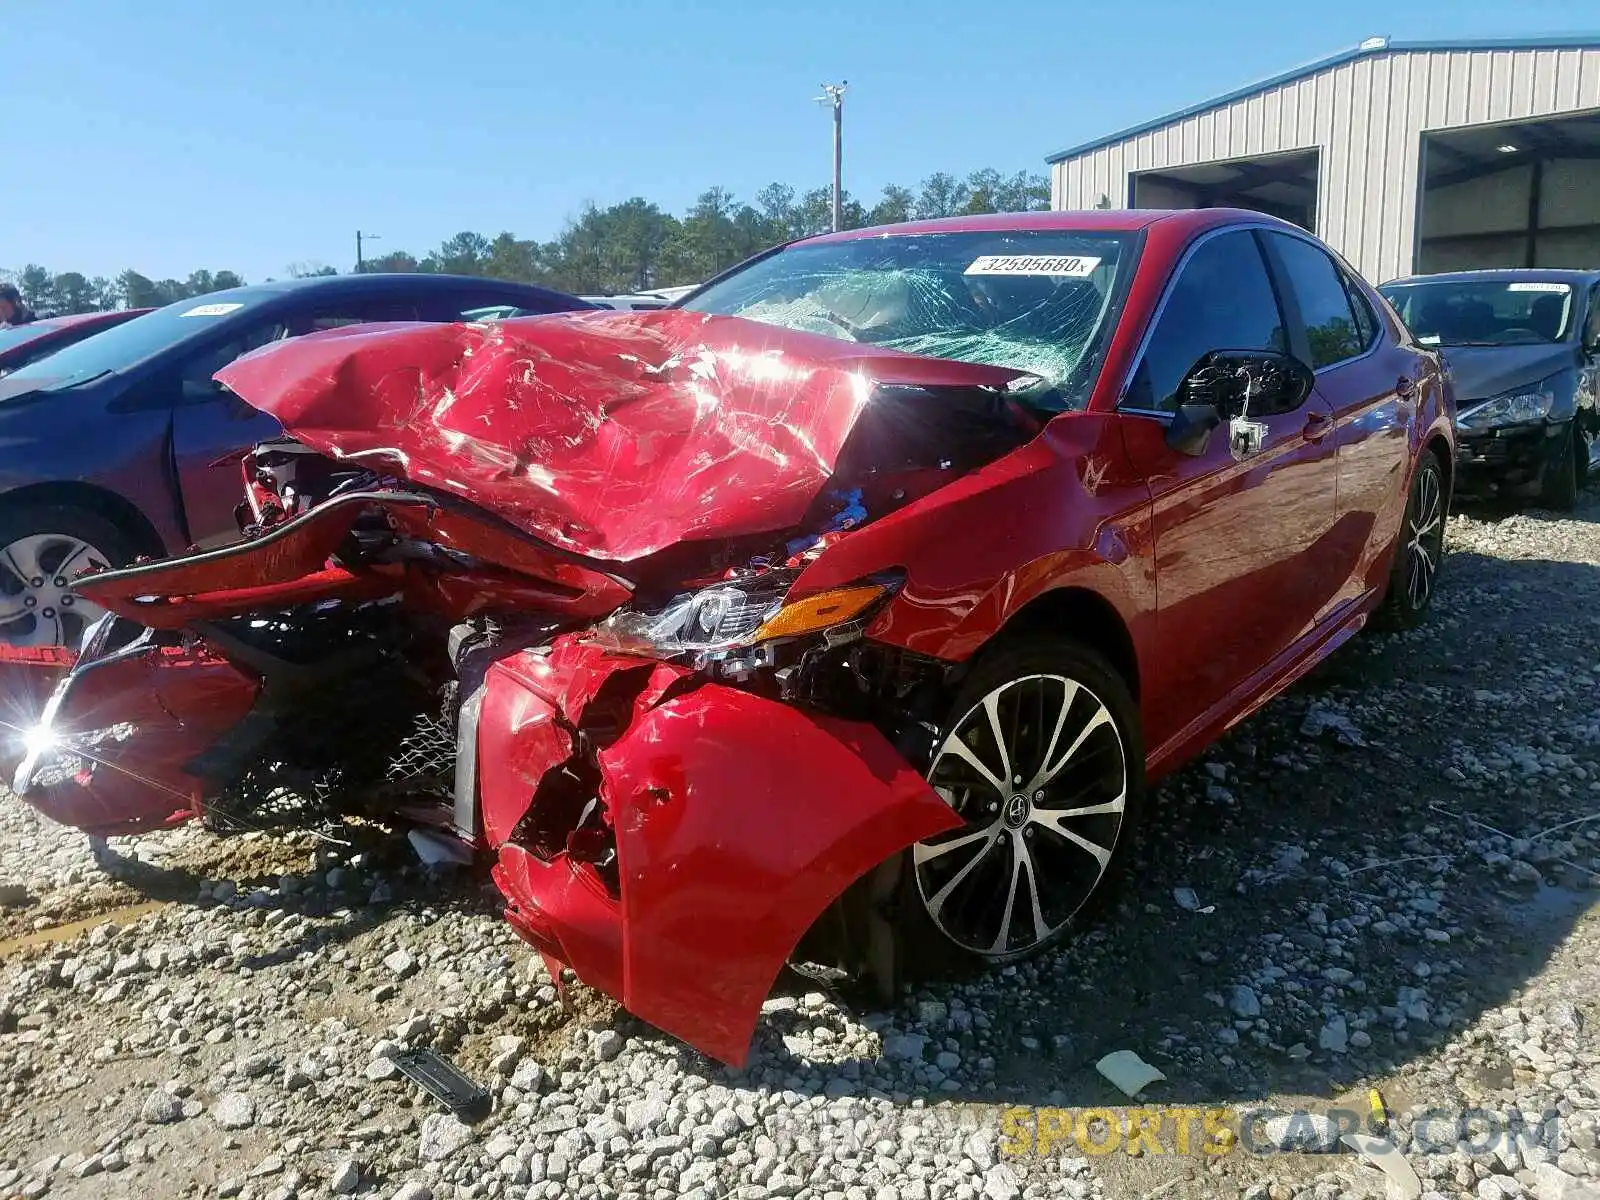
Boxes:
[5,0,1597,282]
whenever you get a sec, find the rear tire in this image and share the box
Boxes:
[1375,452,1447,631]
[0,505,138,650]
[887,636,1145,982]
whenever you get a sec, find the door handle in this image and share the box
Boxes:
[1303,412,1332,441]
[1396,375,1416,398]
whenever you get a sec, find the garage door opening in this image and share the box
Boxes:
[1129,149,1320,230]
[1416,110,1600,274]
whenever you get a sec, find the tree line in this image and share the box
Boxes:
[3,167,1049,313]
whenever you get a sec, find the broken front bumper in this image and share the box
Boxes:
[1454,419,1571,498]
[9,616,261,836]
[470,638,963,1066]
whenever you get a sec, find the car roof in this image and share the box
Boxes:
[178,273,593,308]
[1380,268,1600,288]
[800,207,1300,245]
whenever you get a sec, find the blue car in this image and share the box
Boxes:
[0,274,593,648]
[1378,269,1600,510]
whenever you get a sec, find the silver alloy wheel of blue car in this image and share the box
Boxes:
[0,533,111,649]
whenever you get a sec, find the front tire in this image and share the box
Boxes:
[896,637,1145,971]
[0,505,137,649]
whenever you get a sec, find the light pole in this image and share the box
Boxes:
[815,82,848,232]
[356,231,381,273]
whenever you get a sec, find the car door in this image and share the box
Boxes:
[1260,231,1415,620]
[1116,227,1339,746]
[170,299,423,549]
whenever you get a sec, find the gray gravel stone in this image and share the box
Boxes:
[419,1113,474,1162]
[210,1093,256,1130]
[329,1157,362,1194]
[140,1087,184,1125]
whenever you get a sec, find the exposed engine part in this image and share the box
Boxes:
[239,438,387,535]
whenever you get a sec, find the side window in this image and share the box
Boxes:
[1269,234,1366,369]
[1586,285,1600,351]
[1125,230,1287,413]
[436,295,563,321]
[1343,274,1379,349]
[290,302,420,335]
[178,322,287,399]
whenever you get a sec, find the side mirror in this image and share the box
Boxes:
[1178,349,1314,420]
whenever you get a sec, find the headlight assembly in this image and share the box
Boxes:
[589,569,901,666]
[1457,378,1557,432]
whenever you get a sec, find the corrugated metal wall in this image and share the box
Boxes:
[1051,47,1600,282]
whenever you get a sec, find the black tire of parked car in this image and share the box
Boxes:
[1540,426,1581,512]
[884,636,1147,984]
[0,504,140,647]
[1375,450,1449,631]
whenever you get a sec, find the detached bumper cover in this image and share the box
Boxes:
[1454,420,1570,495]
[9,622,260,836]
[480,639,962,1066]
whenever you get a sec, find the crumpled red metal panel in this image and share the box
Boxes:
[478,639,962,1066]
[493,845,625,1004]
[600,686,962,1065]
[214,310,1025,562]
[71,492,632,629]
[476,639,689,848]
[13,647,260,836]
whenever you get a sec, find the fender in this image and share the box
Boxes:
[478,642,963,1066]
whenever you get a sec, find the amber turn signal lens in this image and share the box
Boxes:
[752,583,887,643]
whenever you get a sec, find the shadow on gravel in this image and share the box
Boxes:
[74,820,499,974]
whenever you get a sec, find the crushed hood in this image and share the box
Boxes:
[215,310,1033,562]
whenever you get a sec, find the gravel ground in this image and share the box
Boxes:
[3,490,1600,1200]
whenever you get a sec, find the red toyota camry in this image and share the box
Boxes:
[7,208,1455,1066]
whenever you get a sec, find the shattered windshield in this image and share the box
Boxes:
[681,230,1137,410]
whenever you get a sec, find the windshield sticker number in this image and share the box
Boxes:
[1506,282,1570,293]
[964,255,1102,278]
[179,302,245,318]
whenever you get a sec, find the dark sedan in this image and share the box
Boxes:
[0,309,152,377]
[1378,269,1600,509]
[0,274,593,648]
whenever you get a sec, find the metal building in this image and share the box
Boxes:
[1047,35,1600,284]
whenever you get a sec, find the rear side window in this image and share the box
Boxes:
[1344,276,1378,349]
[1124,230,1287,413]
[1269,234,1368,369]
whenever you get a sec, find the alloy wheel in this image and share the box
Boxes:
[0,533,111,649]
[1405,463,1444,611]
[915,673,1128,959]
